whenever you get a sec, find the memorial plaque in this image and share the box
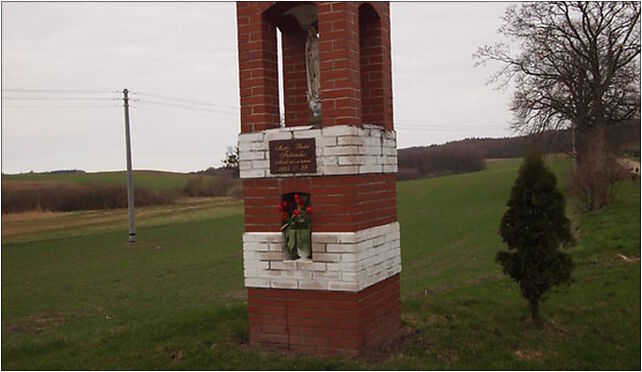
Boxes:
[269,138,317,174]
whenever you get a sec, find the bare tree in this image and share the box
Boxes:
[223,146,239,178]
[475,2,640,209]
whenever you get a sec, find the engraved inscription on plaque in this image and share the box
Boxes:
[269,138,317,174]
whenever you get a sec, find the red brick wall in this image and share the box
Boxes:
[317,2,362,127]
[248,273,401,355]
[243,173,397,233]
[237,2,394,131]
[237,2,280,133]
[281,28,309,127]
[373,3,394,131]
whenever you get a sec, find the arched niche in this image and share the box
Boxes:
[359,3,385,127]
[263,2,320,128]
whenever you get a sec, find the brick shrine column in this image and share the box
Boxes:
[237,2,280,133]
[236,2,400,356]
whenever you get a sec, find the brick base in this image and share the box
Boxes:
[247,274,401,356]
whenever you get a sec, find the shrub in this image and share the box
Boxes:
[497,152,575,321]
[396,168,422,181]
[397,147,486,180]
[569,153,631,211]
[224,181,243,198]
[182,175,241,198]
[1,182,176,214]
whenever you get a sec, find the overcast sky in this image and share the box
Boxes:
[1,2,513,174]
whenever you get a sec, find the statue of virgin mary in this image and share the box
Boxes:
[304,26,321,122]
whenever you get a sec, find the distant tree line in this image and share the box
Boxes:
[189,166,235,177]
[397,146,486,180]
[2,150,244,213]
[3,122,638,212]
[2,169,86,176]
[39,169,87,175]
[2,165,242,213]
[1,183,176,214]
[398,122,639,181]
[2,175,242,213]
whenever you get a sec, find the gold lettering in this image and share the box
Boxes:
[270,139,316,174]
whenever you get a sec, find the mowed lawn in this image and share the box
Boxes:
[2,157,639,369]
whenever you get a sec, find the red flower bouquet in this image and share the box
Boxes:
[280,193,312,259]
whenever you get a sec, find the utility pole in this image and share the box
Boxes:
[123,88,136,243]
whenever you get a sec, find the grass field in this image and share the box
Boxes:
[2,170,190,192]
[2,157,639,369]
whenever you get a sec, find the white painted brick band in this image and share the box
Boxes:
[242,221,401,292]
[238,124,397,179]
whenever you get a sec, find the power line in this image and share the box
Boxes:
[132,104,202,115]
[396,127,473,133]
[396,124,507,132]
[2,104,119,109]
[397,127,485,132]
[2,96,117,101]
[133,104,240,122]
[2,88,239,111]
[1,89,114,94]
[137,98,238,115]
[396,123,501,129]
[137,91,238,110]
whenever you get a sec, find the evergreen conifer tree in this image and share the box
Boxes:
[497,152,575,321]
